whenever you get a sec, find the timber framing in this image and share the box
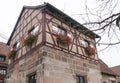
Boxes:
[7,3,100,45]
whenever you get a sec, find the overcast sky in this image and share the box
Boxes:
[0,0,120,67]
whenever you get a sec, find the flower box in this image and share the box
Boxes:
[24,34,37,47]
[56,34,72,46]
[0,74,6,81]
[85,45,96,56]
[9,50,17,60]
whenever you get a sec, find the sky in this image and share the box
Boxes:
[0,0,120,67]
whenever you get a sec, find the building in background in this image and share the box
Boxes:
[99,59,117,83]
[6,3,113,83]
[0,42,10,83]
[111,65,120,83]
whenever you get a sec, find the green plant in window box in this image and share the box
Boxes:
[24,34,37,47]
[85,45,96,56]
[56,34,72,46]
[9,50,17,60]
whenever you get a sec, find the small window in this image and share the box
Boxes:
[0,67,7,75]
[13,42,20,50]
[58,26,66,35]
[52,26,66,35]
[52,26,59,34]
[29,25,39,35]
[111,80,116,83]
[28,73,36,83]
[80,40,89,47]
[0,55,5,62]
[76,75,85,83]
[103,82,106,83]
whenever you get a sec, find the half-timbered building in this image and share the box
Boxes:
[7,3,102,83]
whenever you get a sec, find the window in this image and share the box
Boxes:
[29,25,39,35]
[52,26,59,34]
[0,55,5,62]
[58,26,66,35]
[52,26,66,35]
[80,40,89,47]
[28,73,36,83]
[76,75,85,83]
[111,80,116,83]
[0,67,7,75]
[13,42,20,50]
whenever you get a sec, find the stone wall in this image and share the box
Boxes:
[7,46,102,83]
[7,46,44,83]
[42,46,102,83]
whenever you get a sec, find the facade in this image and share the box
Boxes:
[111,65,120,83]
[99,59,117,83]
[0,42,10,83]
[7,3,102,83]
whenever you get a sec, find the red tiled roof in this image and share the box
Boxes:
[111,65,120,76]
[99,59,117,76]
[111,65,120,82]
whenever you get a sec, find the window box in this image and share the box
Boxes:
[56,34,72,46]
[8,50,17,60]
[24,34,37,47]
[85,45,96,56]
[0,74,6,81]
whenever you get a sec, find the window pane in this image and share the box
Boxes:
[28,73,36,83]
[13,42,20,50]
[0,56,5,62]
[76,75,85,83]
[31,26,39,35]
[52,26,66,35]
[0,68,6,75]
[52,26,59,34]
[58,28,65,35]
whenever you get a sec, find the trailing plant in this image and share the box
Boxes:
[9,50,17,60]
[85,45,96,56]
[24,34,37,47]
[56,34,72,46]
[0,74,6,81]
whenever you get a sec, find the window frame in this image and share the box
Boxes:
[27,72,37,83]
[0,66,7,75]
[76,75,87,83]
[0,55,6,62]
[13,42,20,50]
[52,25,67,36]
[80,39,90,47]
[28,25,39,36]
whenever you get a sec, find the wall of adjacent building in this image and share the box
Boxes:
[101,74,116,83]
